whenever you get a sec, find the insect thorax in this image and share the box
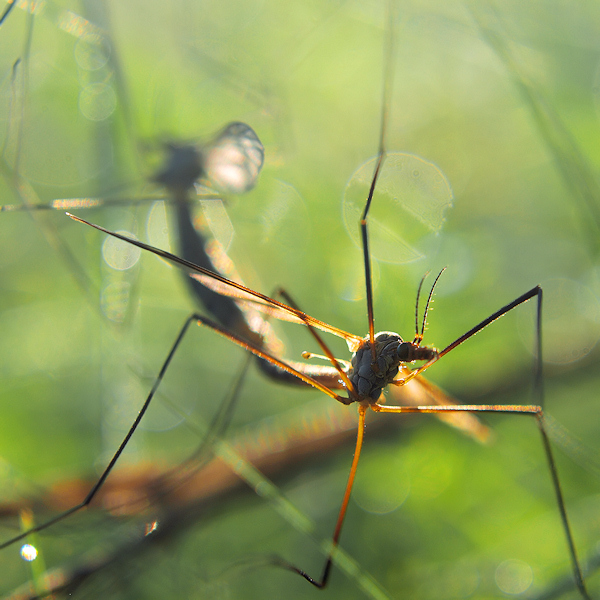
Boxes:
[348,331,435,403]
[154,143,204,192]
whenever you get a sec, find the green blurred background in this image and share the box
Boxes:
[0,0,599,598]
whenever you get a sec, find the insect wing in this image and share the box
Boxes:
[202,122,265,194]
[189,271,363,351]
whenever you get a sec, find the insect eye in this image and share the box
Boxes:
[396,342,414,362]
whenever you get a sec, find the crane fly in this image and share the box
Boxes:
[62,193,589,597]
[48,2,597,592]
[1,8,412,595]
[1,1,598,599]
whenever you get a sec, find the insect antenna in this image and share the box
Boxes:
[412,271,430,345]
[417,268,446,345]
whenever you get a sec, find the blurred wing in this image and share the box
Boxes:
[390,368,491,443]
[203,122,265,194]
[190,271,364,350]
[67,214,364,351]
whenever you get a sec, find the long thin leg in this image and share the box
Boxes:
[275,288,355,394]
[273,404,368,589]
[0,315,199,549]
[379,285,589,600]
[360,0,397,357]
[398,286,543,386]
[371,403,588,599]
[145,351,255,506]
[0,299,359,551]
[194,312,351,404]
